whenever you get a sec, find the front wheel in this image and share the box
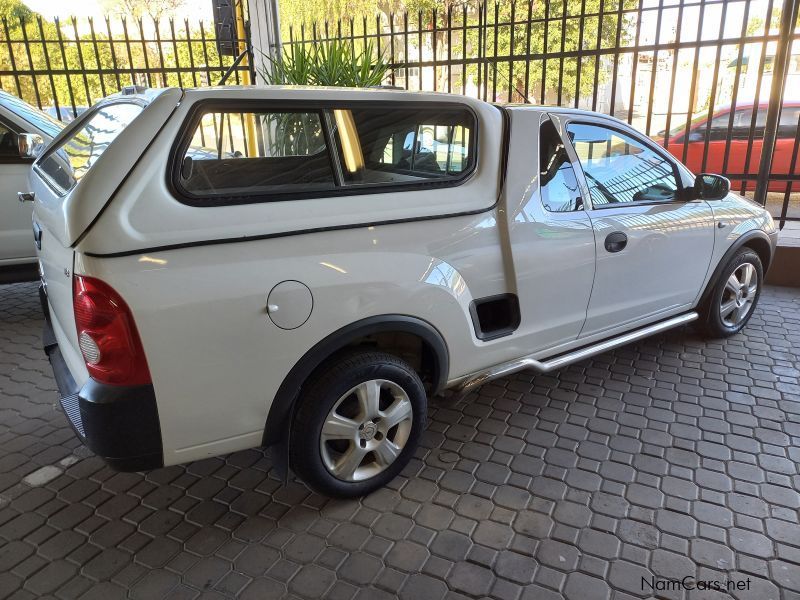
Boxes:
[290,351,427,498]
[699,248,763,338]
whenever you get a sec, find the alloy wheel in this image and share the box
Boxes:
[319,379,414,482]
[719,262,757,328]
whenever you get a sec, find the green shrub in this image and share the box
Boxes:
[259,40,389,87]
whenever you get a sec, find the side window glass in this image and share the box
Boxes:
[175,105,476,201]
[567,123,679,206]
[731,109,749,128]
[0,123,17,158]
[730,109,754,139]
[707,113,733,142]
[728,107,767,139]
[179,110,335,198]
[342,108,473,184]
[539,118,583,212]
[778,107,800,137]
[186,111,326,159]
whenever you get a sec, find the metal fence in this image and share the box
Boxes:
[287,0,800,227]
[0,12,251,122]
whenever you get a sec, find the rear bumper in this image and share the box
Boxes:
[41,287,163,471]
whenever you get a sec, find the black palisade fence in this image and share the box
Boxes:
[0,13,251,121]
[286,0,800,227]
[1,0,798,226]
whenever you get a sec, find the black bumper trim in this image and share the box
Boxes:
[42,317,163,472]
[60,393,84,437]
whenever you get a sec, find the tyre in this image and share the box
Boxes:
[699,247,763,338]
[290,351,427,498]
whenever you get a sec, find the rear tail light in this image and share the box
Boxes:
[73,275,151,386]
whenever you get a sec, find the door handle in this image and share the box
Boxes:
[18,191,35,203]
[604,231,628,253]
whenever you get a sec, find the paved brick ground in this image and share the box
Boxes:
[1,280,799,600]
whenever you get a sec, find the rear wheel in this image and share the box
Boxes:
[699,248,762,338]
[290,351,426,498]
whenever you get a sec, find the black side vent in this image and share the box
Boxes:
[469,294,521,341]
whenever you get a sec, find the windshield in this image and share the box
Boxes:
[36,101,143,194]
[0,92,64,139]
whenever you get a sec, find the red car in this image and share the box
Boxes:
[658,102,800,192]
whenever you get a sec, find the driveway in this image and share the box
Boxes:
[1,281,799,600]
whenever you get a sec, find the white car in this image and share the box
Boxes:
[31,86,777,497]
[0,91,64,270]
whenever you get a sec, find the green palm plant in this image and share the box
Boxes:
[257,40,390,157]
[259,39,389,87]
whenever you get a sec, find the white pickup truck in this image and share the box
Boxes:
[30,86,777,497]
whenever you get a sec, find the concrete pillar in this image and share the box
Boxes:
[247,0,282,84]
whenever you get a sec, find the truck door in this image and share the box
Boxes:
[555,115,715,338]
[505,111,596,354]
[0,145,34,264]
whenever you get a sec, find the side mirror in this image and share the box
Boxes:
[693,173,730,200]
[18,133,45,159]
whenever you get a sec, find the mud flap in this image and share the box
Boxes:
[268,426,291,483]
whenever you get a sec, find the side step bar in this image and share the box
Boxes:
[454,311,698,395]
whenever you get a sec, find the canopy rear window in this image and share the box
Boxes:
[174,102,477,204]
[36,101,143,194]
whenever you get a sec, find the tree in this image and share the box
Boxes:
[746,8,781,36]
[101,0,186,22]
[0,1,63,107]
[488,0,637,104]
[279,0,636,104]
[0,0,33,20]
[0,0,228,111]
[279,0,443,40]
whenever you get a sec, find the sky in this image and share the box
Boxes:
[23,0,214,20]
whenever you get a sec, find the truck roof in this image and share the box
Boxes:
[506,104,637,130]
[178,85,497,112]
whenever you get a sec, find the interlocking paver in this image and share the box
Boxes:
[338,552,383,585]
[430,530,471,561]
[399,573,446,600]
[1,281,799,598]
[449,561,495,596]
[494,550,535,584]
